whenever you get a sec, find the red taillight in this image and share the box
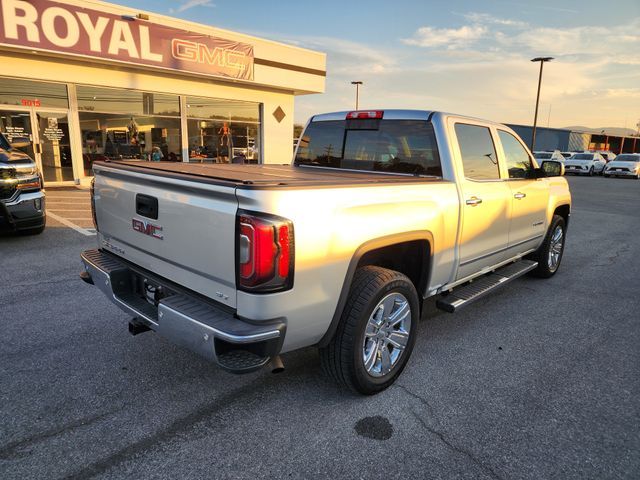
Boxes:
[277,224,290,278]
[238,212,294,292]
[346,110,383,119]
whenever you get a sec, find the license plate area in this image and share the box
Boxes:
[130,272,176,307]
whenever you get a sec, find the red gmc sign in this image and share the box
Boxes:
[0,0,254,80]
[132,218,163,239]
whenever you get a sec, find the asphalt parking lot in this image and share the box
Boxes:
[1,176,638,480]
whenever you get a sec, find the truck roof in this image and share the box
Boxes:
[310,109,506,128]
[311,110,433,122]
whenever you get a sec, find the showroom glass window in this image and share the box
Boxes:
[0,77,69,109]
[76,86,181,176]
[455,123,500,180]
[498,130,533,179]
[186,96,260,163]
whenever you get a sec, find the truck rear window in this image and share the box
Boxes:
[295,120,442,176]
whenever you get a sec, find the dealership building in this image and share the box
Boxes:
[0,0,325,185]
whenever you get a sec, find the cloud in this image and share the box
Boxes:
[401,25,487,49]
[404,15,640,65]
[509,25,640,58]
[170,0,215,14]
[494,1,579,14]
[462,12,528,28]
[605,88,640,99]
[267,35,397,76]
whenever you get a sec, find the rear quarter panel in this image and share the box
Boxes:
[236,181,460,352]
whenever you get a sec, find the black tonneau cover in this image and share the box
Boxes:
[95,161,442,189]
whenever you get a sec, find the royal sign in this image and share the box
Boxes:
[0,0,254,80]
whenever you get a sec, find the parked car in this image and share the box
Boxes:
[560,152,574,159]
[0,132,46,234]
[564,152,606,175]
[534,150,565,162]
[597,151,617,163]
[603,153,640,179]
[80,109,570,394]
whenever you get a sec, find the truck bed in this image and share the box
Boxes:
[95,161,441,188]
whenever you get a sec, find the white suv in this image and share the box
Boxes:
[534,150,566,162]
[564,152,606,176]
[603,153,640,179]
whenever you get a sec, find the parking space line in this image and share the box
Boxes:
[48,209,91,212]
[45,196,90,199]
[47,211,96,236]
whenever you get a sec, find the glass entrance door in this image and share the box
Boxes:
[0,109,35,159]
[0,108,74,183]
[34,111,73,183]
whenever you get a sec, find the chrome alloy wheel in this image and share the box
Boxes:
[548,225,564,272]
[362,292,412,377]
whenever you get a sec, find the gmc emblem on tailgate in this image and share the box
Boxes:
[132,219,163,239]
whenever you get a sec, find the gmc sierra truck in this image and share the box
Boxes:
[80,110,570,394]
[0,132,46,235]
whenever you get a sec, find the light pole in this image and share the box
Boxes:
[530,57,553,151]
[351,81,363,110]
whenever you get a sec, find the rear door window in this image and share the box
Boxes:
[295,119,442,176]
[455,124,500,180]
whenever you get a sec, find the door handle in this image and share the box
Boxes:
[514,192,526,200]
[465,197,483,206]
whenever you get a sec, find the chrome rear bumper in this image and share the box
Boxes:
[80,248,285,373]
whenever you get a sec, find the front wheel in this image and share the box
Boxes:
[588,166,594,176]
[319,266,419,394]
[528,215,566,278]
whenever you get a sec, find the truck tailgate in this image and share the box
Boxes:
[93,163,238,308]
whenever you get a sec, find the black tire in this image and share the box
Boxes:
[588,166,594,176]
[319,266,419,395]
[528,215,566,278]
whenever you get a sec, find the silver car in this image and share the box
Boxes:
[603,154,640,179]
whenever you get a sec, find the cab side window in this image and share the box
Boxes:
[455,123,500,180]
[498,130,533,179]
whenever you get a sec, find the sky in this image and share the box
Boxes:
[121,0,640,130]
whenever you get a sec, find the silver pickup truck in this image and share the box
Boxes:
[80,109,570,394]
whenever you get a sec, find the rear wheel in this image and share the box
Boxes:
[588,166,594,176]
[320,266,419,394]
[528,215,566,278]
